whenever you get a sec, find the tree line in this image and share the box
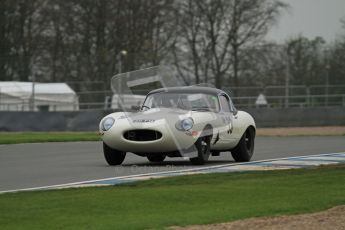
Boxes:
[1,0,344,92]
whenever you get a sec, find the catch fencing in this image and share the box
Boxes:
[0,84,345,111]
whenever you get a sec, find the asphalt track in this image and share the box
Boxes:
[0,136,344,191]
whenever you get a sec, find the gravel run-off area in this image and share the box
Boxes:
[257,126,345,136]
[170,205,345,230]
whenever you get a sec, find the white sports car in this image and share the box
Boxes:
[99,86,256,165]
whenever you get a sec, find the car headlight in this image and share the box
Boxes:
[176,118,194,131]
[102,117,115,131]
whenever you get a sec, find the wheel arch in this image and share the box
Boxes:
[202,123,214,137]
[237,125,256,140]
[247,125,256,136]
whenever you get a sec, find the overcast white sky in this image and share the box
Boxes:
[267,0,345,42]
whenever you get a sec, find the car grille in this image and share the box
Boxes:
[123,130,162,141]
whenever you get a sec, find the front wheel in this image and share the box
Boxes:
[103,142,126,165]
[147,154,166,163]
[190,135,211,165]
[231,128,255,162]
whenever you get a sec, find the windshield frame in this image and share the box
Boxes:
[141,92,221,112]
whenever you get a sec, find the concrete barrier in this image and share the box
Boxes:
[244,107,345,128]
[0,107,344,131]
[0,111,107,132]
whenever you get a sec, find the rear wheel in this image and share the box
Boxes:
[211,151,220,156]
[190,134,211,165]
[231,128,255,162]
[103,142,126,165]
[147,154,166,163]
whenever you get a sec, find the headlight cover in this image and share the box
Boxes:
[102,117,115,131]
[176,118,194,131]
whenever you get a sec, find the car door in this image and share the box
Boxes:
[218,94,233,143]
[228,96,241,139]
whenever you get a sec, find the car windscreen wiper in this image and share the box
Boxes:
[141,105,151,111]
[191,107,212,111]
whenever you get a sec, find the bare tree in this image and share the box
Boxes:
[1,0,47,81]
[1,0,291,91]
[285,36,326,86]
[239,43,287,87]
[0,0,16,81]
[173,0,287,89]
[228,0,287,90]
[172,0,210,85]
[328,18,345,85]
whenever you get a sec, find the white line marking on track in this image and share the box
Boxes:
[1,151,344,194]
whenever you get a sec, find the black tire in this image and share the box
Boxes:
[231,128,255,162]
[147,154,166,163]
[190,134,211,165]
[211,151,220,156]
[103,142,126,165]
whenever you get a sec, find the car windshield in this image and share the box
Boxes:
[142,92,220,112]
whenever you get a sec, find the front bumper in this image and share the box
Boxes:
[101,119,199,153]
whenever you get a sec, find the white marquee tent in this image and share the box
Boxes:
[0,82,79,111]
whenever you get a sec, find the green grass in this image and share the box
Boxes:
[0,165,344,230]
[0,132,100,144]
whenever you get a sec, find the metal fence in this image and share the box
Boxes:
[233,94,345,109]
[224,85,345,109]
[74,84,345,110]
[1,84,345,111]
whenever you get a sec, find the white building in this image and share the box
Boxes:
[0,82,79,111]
[108,94,145,110]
